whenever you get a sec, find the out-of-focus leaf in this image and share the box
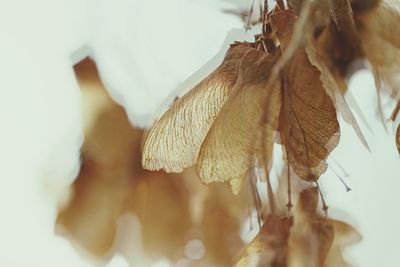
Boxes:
[325,219,361,267]
[289,187,334,267]
[351,0,382,11]
[357,0,400,98]
[289,187,361,267]
[127,169,248,266]
[198,48,281,193]
[306,34,369,150]
[142,43,253,173]
[329,0,360,50]
[57,59,143,260]
[271,11,340,181]
[57,58,246,266]
[287,0,305,12]
[234,215,293,267]
[234,187,360,267]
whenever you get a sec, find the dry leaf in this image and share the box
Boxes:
[325,219,361,267]
[234,215,293,267]
[329,0,361,50]
[289,187,361,267]
[271,10,340,181]
[288,187,334,267]
[143,5,343,187]
[306,30,369,150]
[351,0,382,12]
[234,187,360,267]
[142,43,253,173]
[197,48,281,193]
[57,58,246,266]
[56,59,142,259]
[357,0,400,99]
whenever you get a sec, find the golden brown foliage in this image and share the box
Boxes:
[271,10,340,181]
[198,47,281,193]
[235,215,292,267]
[57,59,247,266]
[143,0,400,187]
[234,187,360,267]
[143,6,344,190]
[143,43,253,173]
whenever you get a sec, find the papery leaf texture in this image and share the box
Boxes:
[271,10,340,181]
[142,43,253,173]
[198,47,281,193]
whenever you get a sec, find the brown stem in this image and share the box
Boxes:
[286,165,293,211]
[262,0,268,36]
[276,0,285,9]
[316,181,328,217]
[266,171,276,215]
[249,168,263,228]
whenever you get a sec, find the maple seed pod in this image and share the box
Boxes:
[234,187,361,267]
[270,10,340,182]
[142,43,253,173]
[197,48,280,194]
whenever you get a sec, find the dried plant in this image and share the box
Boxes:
[141,0,400,266]
[234,187,361,267]
[57,59,251,266]
[57,0,400,266]
[143,0,400,185]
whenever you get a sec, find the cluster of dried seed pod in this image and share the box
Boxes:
[143,0,400,191]
[142,1,400,266]
[234,187,361,267]
[57,59,251,266]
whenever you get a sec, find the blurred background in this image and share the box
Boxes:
[0,0,399,266]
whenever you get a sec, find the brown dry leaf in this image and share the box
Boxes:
[127,169,248,266]
[306,30,369,150]
[234,187,360,267]
[329,0,361,50]
[356,0,400,98]
[126,171,192,262]
[276,0,367,149]
[142,43,253,173]
[234,215,293,267]
[288,187,334,267]
[186,178,248,267]
[56,164,130,260]
[289,187,360,267]
[271,11,340,181]
[325,219,361,267]
[56,59,143,260]
[287,0,305,12]
[351,0,382,12]
[57,59,246,266]
[197,48,281,194]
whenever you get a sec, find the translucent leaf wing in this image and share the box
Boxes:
[234,215,293,267]
[197,49,281,193]
[271,11,340,181]
[305,42,370,150]
[142,43,253,172]
[358,0,400,98]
